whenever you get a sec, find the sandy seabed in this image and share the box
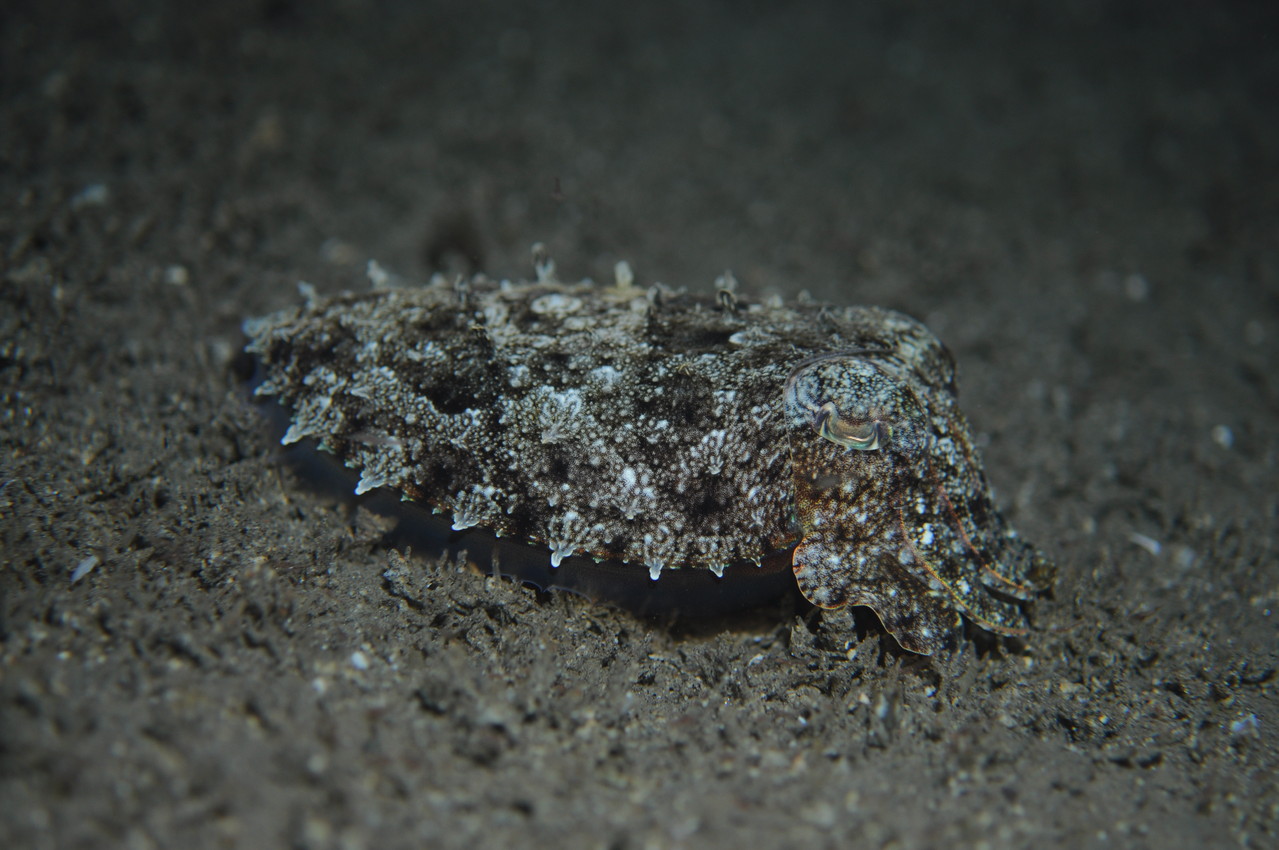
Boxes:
[2,2,1276,847]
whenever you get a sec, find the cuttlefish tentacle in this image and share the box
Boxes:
[784,353,1048,654]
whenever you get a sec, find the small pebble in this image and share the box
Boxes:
[1129,533,1162,557]
[70,183,110,210]
[71,555,99,583]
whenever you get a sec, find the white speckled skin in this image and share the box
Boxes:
[245,263,1052,653]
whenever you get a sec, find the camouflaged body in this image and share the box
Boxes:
[245,265,1053,654]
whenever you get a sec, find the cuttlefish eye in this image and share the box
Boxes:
[784,353,922,454]
[815,402,888,451]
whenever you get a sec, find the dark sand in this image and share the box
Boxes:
[3,1,1276,847]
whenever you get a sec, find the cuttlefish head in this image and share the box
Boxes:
[783,352,1053,655]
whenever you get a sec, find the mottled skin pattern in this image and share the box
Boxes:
[245,263,1054,654]
[784,354,1053,654]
